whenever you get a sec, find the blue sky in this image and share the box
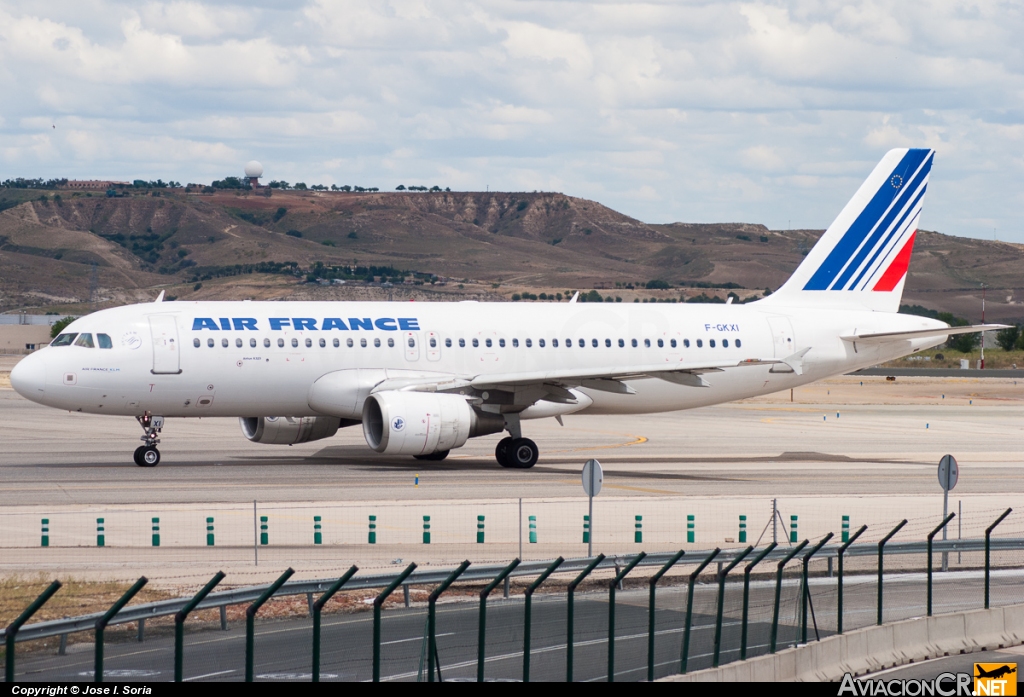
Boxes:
[2,0,1023,240]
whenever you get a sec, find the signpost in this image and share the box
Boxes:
[938,455,959,571]
[582,459,603,557]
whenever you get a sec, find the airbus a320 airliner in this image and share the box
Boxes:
[10,149,1000,468]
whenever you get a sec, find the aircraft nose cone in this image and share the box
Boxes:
[10,353,46,398]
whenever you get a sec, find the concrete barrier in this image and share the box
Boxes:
[662,603,1024,682]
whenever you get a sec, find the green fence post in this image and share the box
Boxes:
[680,548,720,674]
[927,514,956,616]
[95,577,148,683]
[206,517,215,546]
[373,562,416,682]
[790,515,798,543]
[770,540,807,653]
[41,518,49,547]
[877,520,907,625]
[368,515,377,544]
[608,552,646,682]
[739,515,747,544]
[713,546,753,667]
[687,514,695,544]
[427,560,471,682]
[423,516,431,544]
[842,515,850,542]
[245,568,294,682]
[634,516,643,543]
[837,525,867,634]
[260,516,268,545]
[174,571,225,682]
[523,557,564,683]
[985,508,1012,609]
[476,516,485,544]
[801,533,834,644]
[648,550,685,682]
[583,515,590,543]
[568,554,605,683]
[313,516,322,545]
[313,565,357,682]
[478,559,520,682]
[151,517,160,547]
[529,515,537,543]
[5,580,61,683]
[96,517,105,547]
[741,543,777,660]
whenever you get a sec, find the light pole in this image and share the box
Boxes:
[980,283,986,369]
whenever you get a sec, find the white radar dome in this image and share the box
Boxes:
[244,161,264,178]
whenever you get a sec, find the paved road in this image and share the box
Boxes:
[9,570,1023,682]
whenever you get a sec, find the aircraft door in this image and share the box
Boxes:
[425,331,441,361]
[404,331,420,361]
[767,316,795,358]
[149,315,182,374]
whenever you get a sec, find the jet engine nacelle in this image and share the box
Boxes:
[362,391,502,455]
[240,416,341,445]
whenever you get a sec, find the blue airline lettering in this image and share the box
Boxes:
[269,318,291,330]
[193,318,220,331]
[219,318,231,330]
[191,316,420,331]
[399,318,420,330]
[349,318,373,330]
[374,318,397,331]
[232,318,257,330]
[322,317,349,330]
[293,318,317,331]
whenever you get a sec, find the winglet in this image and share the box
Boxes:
[569,291,579,304]
[154,291,165,303]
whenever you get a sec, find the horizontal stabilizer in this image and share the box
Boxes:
[840,324,1007,344]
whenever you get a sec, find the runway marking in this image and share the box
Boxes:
[184,669,235,681]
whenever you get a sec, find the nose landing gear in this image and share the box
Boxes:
[134,413,164,467]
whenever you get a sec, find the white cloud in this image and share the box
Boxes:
[0,1,1023,240]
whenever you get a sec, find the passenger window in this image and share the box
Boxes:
[291,338,298,348]
[430,337,437,348]
[591,339,597,347]
[736,339,742,348]
[552,339,558,347]
[278,338,284,348]
[250,338,257,348]
[512,338,519,348]
[360,338,367,348]
[222,338,229,348]
[51,333,78,347]
[578,339,585,347]
[236,338,243,348]
[408,337,416,347]
[696,339,703,348]
[539,339,545,347]
[319,338,326,348]
[618,339,624,348]
[499,338,505,348]
[445,338,452,348]
[304,338,311,348]
[347,338,354,348]
[209,338,216,348]
[374,338,381,348]
[472,338,479,347]
[525,339,532,348]
[485,338,492,348]
[388,338,394,347]
[657,339,664,348]
[97,334,112,349]
[684,339,690,348]
[333,338,340,348]
[723,339,729,348]
[631,339,638,348]
[670,339,677,348]
[644,339,651,348]
[193,338,200,348]
[264,338,271,348]
[710,339,716,348]
[459,338,466,348]
[74,333,95,348]
[605,339,611,347]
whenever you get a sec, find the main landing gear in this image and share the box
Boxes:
[495,437,539,469]
[134,413,164,467]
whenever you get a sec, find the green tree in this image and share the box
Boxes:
[645,279,671,289]
[50,316,76,338]
[947,331,980,353]
[996,325,1021,351]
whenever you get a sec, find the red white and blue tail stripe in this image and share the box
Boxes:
[762,148,933,312]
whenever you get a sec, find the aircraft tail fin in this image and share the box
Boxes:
[759,148,934,313]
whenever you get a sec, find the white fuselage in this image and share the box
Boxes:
[12,299,946,419]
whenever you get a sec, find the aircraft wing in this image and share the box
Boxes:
[840,324,1007,344]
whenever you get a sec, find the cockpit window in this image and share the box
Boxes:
[51,333,78,347]
[74,333,95,348]
[97,333,113,349]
